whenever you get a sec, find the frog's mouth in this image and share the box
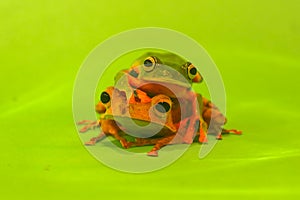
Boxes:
[126,74,192,98]
[130,67,192,87]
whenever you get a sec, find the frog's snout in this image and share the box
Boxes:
[95,103,106,114]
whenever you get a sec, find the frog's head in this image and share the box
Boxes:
[96,87,177,137]
[129,52,203,85]
[114,52,203,97]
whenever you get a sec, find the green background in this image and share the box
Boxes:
[1,0,299,199]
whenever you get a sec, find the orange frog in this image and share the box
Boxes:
[78,87,208,156]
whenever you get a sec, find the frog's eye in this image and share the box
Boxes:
[187,63,197,80]
[151,94,172,118]
[143,56,157,72]
[100,92,110,104]
[154,101,171,118]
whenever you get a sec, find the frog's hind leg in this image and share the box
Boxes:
[201,97,228,140]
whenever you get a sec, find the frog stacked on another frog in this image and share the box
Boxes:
[78,51,242,156]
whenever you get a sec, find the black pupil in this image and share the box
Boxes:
[144,59,153,67]
[100,92,110,103]
[190,67,197,75]
[155,102,170,113]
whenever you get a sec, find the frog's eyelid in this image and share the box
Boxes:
[181,62,191,68]
[181,62,191,72]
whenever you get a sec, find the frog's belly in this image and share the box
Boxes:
[113,116,174,138]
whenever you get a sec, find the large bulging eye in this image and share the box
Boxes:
[151,95,172,118]
[100,92,110,104]
[187,63,197,80]
[155,102,171,114]
[143,56,157,72]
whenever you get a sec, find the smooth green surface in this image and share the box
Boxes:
[1,0,300,199]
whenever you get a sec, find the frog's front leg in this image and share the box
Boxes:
[147,135,176,156]
[182,91,201,143]
[179,117,208,143]
[85,132,106,145]
[131,135,176,157]
[197,118,208,143]
[77,120,100,133]
[84,119,131,148]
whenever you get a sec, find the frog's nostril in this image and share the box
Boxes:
[100,92,110,104]
[155,102,171,113]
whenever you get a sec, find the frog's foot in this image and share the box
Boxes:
[77,120,95,125]
[222,129,242,135]
[85,132,106,145]
[215,129,242,140]
[216,133,223,140]
[146,135,175,157]
[120,140,132,149]
[147,150,158,157]
[78,120,100,133]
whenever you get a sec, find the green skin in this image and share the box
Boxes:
[114,51,203,93]
[132,51,194,84]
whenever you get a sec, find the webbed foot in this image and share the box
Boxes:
[222,129,242,135]
[147,150,158,157]
[85,133,105,145]
[77,120,100,133]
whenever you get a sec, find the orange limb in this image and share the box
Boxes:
[222,129,242,135]
[85,132,106,145]
[182,91,200,144]
[198,119,208,143]
[147,135,176,157]
[84,119,131,148]
[131,135,176,157]
[77,120,100,133]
